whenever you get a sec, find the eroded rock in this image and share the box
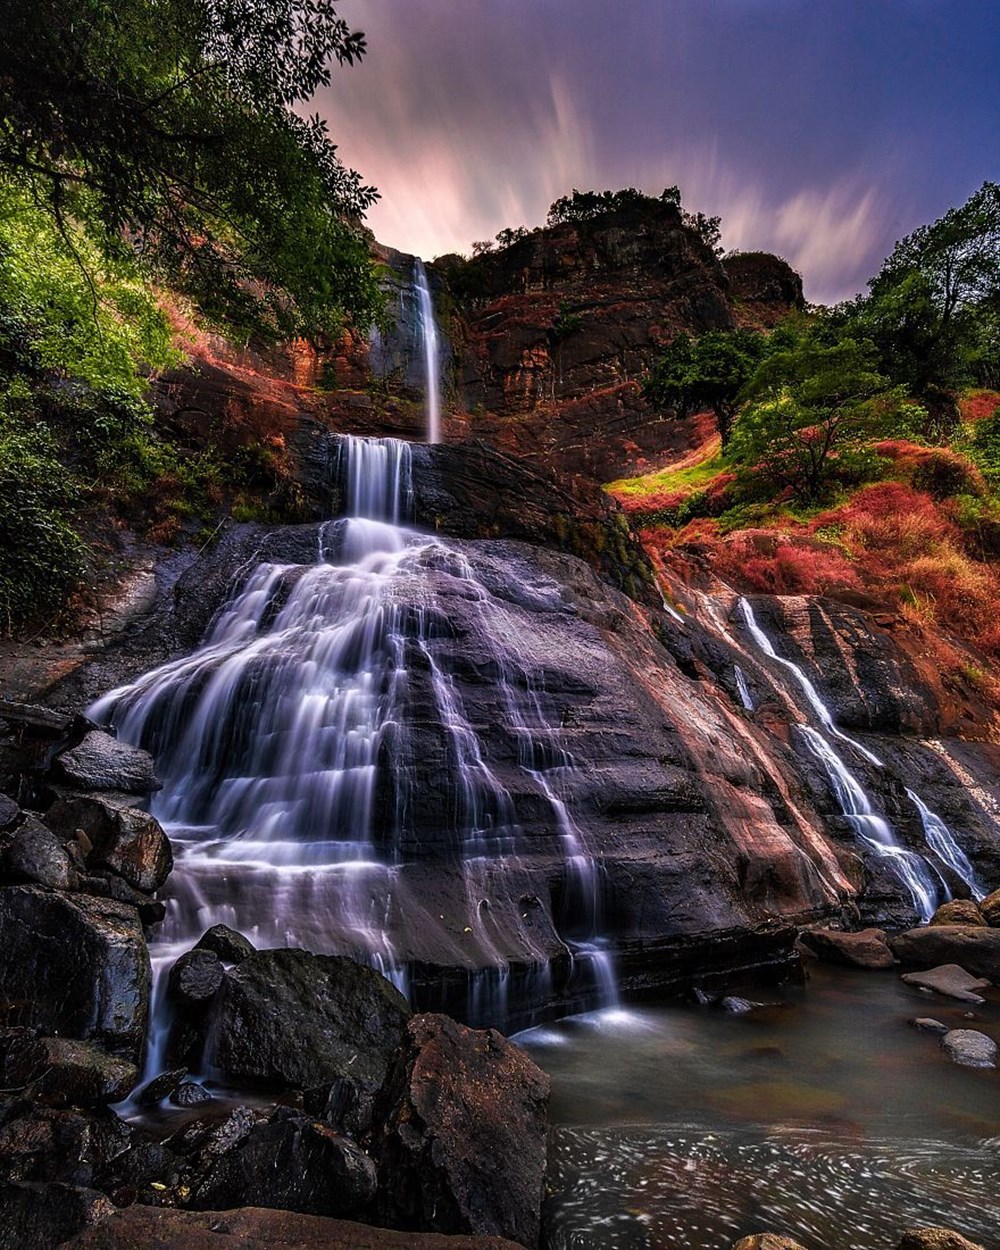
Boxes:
[51,732,160,796]
[46,793,172,894]
[929,901,986,928]
[892,928,1000,983]
[799,927,895,969]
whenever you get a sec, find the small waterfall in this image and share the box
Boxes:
[799,728,940,922]
[738,597,947,921]
[91,435,617,1090]
[414,260,441,444]
[734,664,754,711]
[905,788,985,901]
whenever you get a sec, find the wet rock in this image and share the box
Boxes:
[136,1069,187,1107]
[896,1231,985,1250]
[51,731,160,795]
[194,924,255,965]
[169,950,224,1006]
[911,1018,949,1034]
[0,885,150,1061]
[28,1037,137,1107]
[0,794,21,830]
[304,1074,377,1140]
[0,814,79,891]
[78,870,167,924]
[59,1204,529,1248]
[732,1237,808,1250]
[46,793,172,894]
[189,1107,376,1218]
[900,964,991,1003]
[164,1105,261,1161]
[891,928,1000,983]
[171,1081,212,1108]
[721,996,765,1014]
[980,889,1000,927]
[95,1137,178,1205]
[799,927,895,969]
[0,1180,115,1250]
[940,1029,998,1069]
[929,901,986,927]
[205,949,412,1092]
[375,1013,549,1248]
[0,1103,132,1186]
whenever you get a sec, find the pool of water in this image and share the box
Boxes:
[517,964,1000,1249]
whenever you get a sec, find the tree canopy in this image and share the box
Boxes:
[0,0,382,336]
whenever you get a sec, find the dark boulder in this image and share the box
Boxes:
[897,1230,986,1250]
[0,795,21,830]
[0,885,150,1061]
[0,814,80,891]
[10,1036,137,1107]
[375,1013,549,1249]
[136,1068,187,1107]
[205,949,411,1093]
[0,1103,132,1187]
[980,889,1000,927]
[189,1107,376,1218]
[169,950,224,1006]
[891,927,1000,983]
[929,900,986,927]
[46,793,172,894]
[940,1029,998,1069]
[51,732,160,796]
[59,1204,529,1248]
[799,927,895,969]
[194,924,255,965]
[0,1180,114,1250]
[171,1081,212,1108]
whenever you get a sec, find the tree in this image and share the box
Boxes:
[0,0,382,336]
[642,330,767,449]
[731,338,896,503]
[845,182,1000,398]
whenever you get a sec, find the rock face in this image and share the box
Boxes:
[722,253,805,328]
[799,927,895,969]
[940,1029,998,1069]
[46,793,172,893]
[205,949,412,1092]
[60,1205,529,1249]
[376,1014,549,1249]
[0,885,150,1060]
[891,928,1000,983]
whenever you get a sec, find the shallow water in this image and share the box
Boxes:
[518,965,1000,1249]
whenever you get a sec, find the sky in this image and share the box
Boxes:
[319,1,1000,304]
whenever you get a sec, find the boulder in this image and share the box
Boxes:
[897,1230,986,1250]
[194,924,255,965]
[205,949,411,1093]
[26,1037,136,1107]
[189,1107,376,1218]
[733,1237,808,1250]
[59,1204,528,1248]
[376,1013,549,1249]
[136,1068,187,1107]
[0,814,79,891]
[929,901,986,928]
[900,964,991,1004]
[799,927,895,969]
[0,885,150,1061]
[980,889,1000,927]
[910,1018,949,1035]
[0,1181,114,1250]
[0,1103,132,1187]
[51,732,160,796]
[0,794,21,830]
[940,1029,998,1069]
[46,793,172,894]
[890,927,1000,983]
[172,1081,212,1108]
[169,950,224,1006]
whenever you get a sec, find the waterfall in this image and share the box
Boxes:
[91,435,617,1089]
[737,597,951,920]
[414,260,441,444]
[905,788,986,901]
[734,664,754,711]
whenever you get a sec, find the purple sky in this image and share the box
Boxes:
[319,1,1000,303]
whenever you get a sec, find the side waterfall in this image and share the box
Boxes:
[90,436,616,1081]
[414,260,441,444]
[737,598,981,918]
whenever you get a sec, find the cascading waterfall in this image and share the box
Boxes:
[737,597,982,916]
[734,664,755,712]
[414,259,441,444]
[91,435,616,1087]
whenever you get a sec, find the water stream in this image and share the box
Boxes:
[414,259,441,444]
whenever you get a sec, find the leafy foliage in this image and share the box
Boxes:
[0,0,382,337]
[546,186,723,254]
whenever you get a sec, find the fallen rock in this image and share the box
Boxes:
[169,950,224,1006]
[51,731,160,796]
[194,924,255,965]
[46,793,172,894]
[897,1229,986,1250]
[733,1237,808,1250]
[189,1107,376,1218]
[29,1037,137,1107]
[929,901,986,928]
[171,1080,212,1108]
[0,885,150,1061]
[136,1068,187,1107]
[799,927,895,969]
[940,1029,998,1069]
[890,927,1000,983]
[205,949,411,1093]
[910,1018,949,1035]
[980,889,1000,927]
[0,814,80,891]
[900,964,991,1004]
[376,1013,549,1249]
[0,1180,115,1250]
[60,1204,528,1248]
[0,1103,132,1187]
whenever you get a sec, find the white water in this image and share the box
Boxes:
[733,664,754,711]
[92,436,616,1089]
[414,260,441,444]
[905,788,986,902]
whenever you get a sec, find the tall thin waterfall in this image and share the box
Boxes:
[414,260,441,444]
[737,597,981,915]
[90,435,616,1079]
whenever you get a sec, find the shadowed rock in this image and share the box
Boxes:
[799,927,895,969]
[46,794,172,894]
[892,928,1000,983]
[194,925,255,964]
[0,1181,114,1250]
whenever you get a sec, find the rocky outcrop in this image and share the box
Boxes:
[51,730,160,795]
[929,901,986,927]
[891,927,1000,982]
[722,252,805,329]
[375,1014,549,1249]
